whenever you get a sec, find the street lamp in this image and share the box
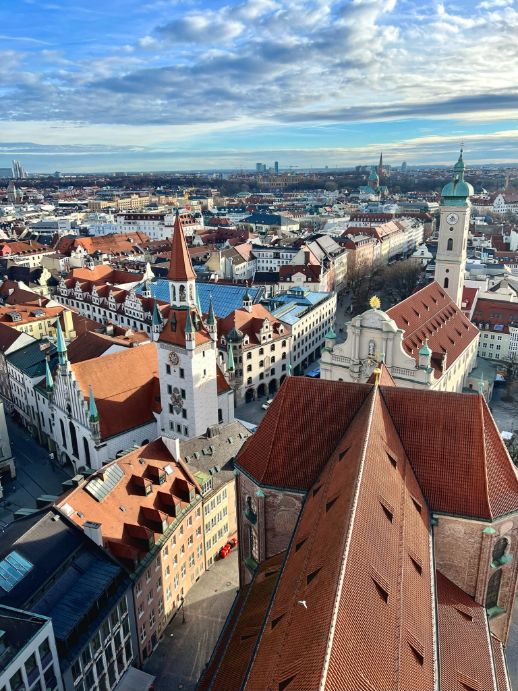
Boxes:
[180,596,186,624]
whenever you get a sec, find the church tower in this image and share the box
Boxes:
[434,149,474,307]
[157,212,219,440]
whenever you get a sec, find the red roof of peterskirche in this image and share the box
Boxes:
[386,281,479,378]
[437,571,499,691]
[237,378,518,520]
[167,213,196,281]
[201,378,516,691]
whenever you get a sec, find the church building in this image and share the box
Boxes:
[321,151,479,392]
[199,375,517,690]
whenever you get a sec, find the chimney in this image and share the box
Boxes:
[83,520,103,547]
[161,435,181,460]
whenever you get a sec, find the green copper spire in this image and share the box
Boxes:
[56,319,67,366]
[185,309,195,334]
[325,327,337,340]
[88,385,99,422]
[206,296,216,326]
[45,360,53,391]
[152,301,162,327]
[227,342,235,372]
[440,148,474,206]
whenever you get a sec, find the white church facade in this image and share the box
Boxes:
[321,151,480,393]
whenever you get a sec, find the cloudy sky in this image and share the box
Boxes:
[0,0,516,172]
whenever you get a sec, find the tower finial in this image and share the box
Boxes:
[89,385,99,422]
[56,319,68,367]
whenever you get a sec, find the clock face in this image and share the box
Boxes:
[446,213,459,225]
[169,351,180,366]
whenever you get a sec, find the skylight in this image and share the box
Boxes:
[0,551,33,592]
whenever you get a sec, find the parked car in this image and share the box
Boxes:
[261,402,270,410]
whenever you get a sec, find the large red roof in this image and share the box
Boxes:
[237,378,518,520]
[71,343,160,440]
[386,281,479,378]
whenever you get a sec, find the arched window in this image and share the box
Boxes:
[492,538,509,565]
[179,285,186,302]
[171,285,176,302]
[69,422,78,458]
[244,496,257,524]
[447,238,453,251]
[189,285,194,302]
[444,277,449,289]
[60,419,67,448]
[486,569,502,610]
[83,437,91,467]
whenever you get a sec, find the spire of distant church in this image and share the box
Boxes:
[378,152,383,177]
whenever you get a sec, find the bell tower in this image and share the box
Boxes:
[434,149,474,307]
[157,212,219,440]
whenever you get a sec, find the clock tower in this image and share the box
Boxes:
[434,149,474,307]
[157,212,219,440]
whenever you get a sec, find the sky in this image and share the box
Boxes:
[0,0,516,172]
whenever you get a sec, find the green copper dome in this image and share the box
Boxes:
[441,150,474,207]
[419,340,431,357]
[227,327,244,342]
[325,328,337,340]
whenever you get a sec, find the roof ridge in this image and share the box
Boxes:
[319,385,378,691]
[477,393,493,520]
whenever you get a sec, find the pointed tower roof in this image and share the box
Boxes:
[206,297,216,326]
[167,211,196,281]
[185,309,195,334]
[88,385,99,422]
[227,342,235,372]
[56,319,67,365]
[196,287,203,314]
[45,360,53,391]
[152,301,163,327]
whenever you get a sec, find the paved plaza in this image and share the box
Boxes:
[0,417,72,524]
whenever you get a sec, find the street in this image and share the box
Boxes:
[0,416,72,524]
[143,550,239,690]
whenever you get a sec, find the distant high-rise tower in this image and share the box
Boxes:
[378,152,383,177]
[401,161,407,172]
[11,160,27,179]
[274,161,279,174]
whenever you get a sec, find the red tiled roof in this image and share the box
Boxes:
[71,343,159,439]
[381,386,518,519]
[387,281,479,378]
[473,298,518,330]
[158,308,212,347]
[462,286,478,311]
[167,213,196,281]
[216,364,231,394]
[437,571,498,691]
[236,379,371,490]
[58,439,199,569]
[218,304,288,346]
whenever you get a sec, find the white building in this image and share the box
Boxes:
[493,193,518,215]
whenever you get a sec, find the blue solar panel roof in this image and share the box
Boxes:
[136,279,264,318]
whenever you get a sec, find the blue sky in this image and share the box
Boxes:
[0,0,516,172]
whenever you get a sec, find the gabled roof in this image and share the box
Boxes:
[386,281,479,378]
[217,304,288,347]
[237,378,518,520]
[205,385,435,690]
[437,571,499,691]
[71,343,159,439]
[167,213,196,281]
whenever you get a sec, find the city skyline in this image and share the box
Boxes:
[0,0,516,172]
